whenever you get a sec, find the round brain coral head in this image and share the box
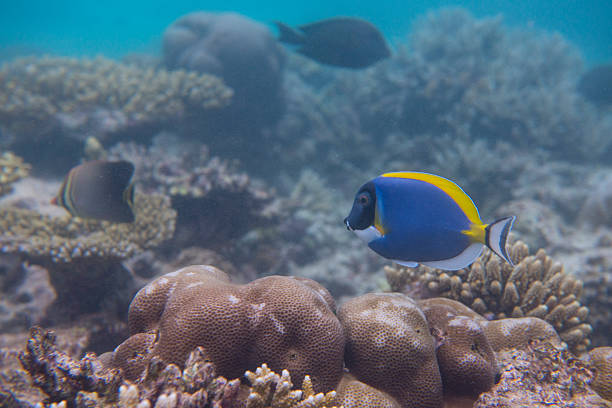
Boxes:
[418,298,499,398]
[588,347,612,401]
[338,293,443,408]
[483,317,561,352]
[336,373,402,408]
[120,265,344,393]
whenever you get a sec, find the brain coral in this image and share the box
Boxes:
[336,373,401,408]
[109,265,345,394]
[588,347,612,401]
[337,293,443,408]
[417,298,499,397]
[386,239,592,353]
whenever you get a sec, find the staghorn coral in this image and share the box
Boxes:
[417,298,500,397]
[107,265,345,394]
[337,293,443,408]
[588,347,612,401]
[474,340,611,407]
[386,239,592,353]
[244,363,339,408]
[0,193,175,262]
[0,55,232,138]
[0,151,30,197]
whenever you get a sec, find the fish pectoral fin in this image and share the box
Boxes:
[421,242,483,271]
[392,260,418,268]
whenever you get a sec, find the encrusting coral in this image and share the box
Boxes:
[386,239,592,353]
[474,340,611,407]
[337,293,443,408]
[0,56,232,138]
[0,151,30,197]
[106,265,345,394]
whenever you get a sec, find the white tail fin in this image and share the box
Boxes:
[485,216,516,265]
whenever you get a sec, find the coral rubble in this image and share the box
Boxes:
[386,240,592,353]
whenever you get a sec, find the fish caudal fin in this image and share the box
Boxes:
[485,216,516,265]
[274,21,305,44]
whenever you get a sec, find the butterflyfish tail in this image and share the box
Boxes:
[484,216,516,265]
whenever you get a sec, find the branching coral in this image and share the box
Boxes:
[386,240,592,353]
[0,56,232,138]
[244,363,339,408]
[0,151,30,197]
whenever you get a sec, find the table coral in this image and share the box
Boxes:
[0,151,30,197]
[107,265,345,394]
[0,56,232,138]
[386,239,592,353]
[337,293,443,408]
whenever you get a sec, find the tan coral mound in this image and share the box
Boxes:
[386,240,592,353]
[0,56,232,135]
[336,373,401,408]
[109,265,345,394]
[0,151,30,196]
[483,317,561,351]
[418,298,499,397]
[588,347,612,401]
[0,193,175,262]
[337,293,443,408]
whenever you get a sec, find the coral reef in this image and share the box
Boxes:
[244,363,339,408]
[0,256,56,332]
[163,12,285,129]
[474,340,611,407]
[337,293,443,408]
[0,151,30,197]
[386,240,592,353]
[108,135,276,252]
[0,193,175,262]
[335,374,401,408]
[17,327,343,408]
[588,347,612,401]
[0,193,176,323]
[107,265,345,393]
[0,55,232,140]
[417,298,500,397]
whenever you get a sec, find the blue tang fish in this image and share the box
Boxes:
[344,172,516,270]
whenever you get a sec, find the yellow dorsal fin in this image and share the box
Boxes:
[381,172,483,226]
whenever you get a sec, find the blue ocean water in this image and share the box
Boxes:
[1,0,610,64]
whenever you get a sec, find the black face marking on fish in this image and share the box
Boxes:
[344,181,376,230]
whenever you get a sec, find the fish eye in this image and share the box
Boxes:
[358,193,369,205]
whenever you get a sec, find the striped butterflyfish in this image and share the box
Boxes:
[51,160,135,223]
[344,171,516,270]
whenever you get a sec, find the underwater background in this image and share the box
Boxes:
[1,0,612,407]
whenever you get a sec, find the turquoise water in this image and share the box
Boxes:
[2,0,610,63]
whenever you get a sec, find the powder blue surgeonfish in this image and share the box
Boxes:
[344,172,516,270]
